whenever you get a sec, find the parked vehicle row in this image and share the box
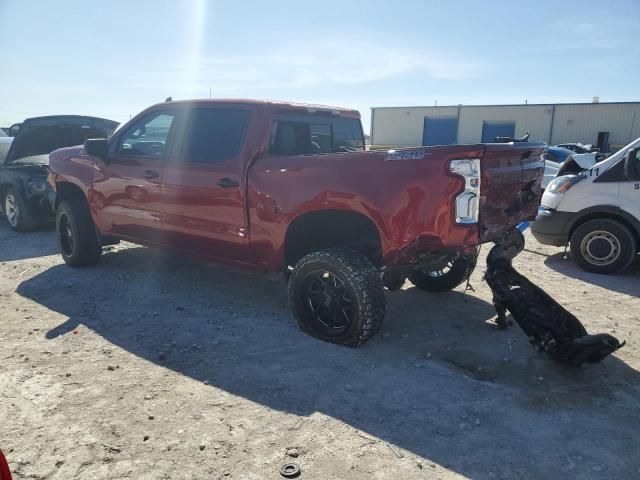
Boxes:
[46,99,545,346]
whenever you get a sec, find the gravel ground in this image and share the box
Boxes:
[1,221,639,480]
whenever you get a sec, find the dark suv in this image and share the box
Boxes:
[0,115,118,231]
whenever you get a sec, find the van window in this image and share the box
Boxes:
[270,114,364,155]
[182,108,250,163]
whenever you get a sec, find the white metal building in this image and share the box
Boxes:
[370,101,640,152]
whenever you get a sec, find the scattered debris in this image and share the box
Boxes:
[386,442,403,458]
[101,443,121,453]
[286,448,299,458]
[280,463,301,478]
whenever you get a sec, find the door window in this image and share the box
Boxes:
[117,112,176,158]
[270,114,364,155]
[181,108,250,163]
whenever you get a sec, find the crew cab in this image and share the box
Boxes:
[0,115,118,231]
[48,99,545,346]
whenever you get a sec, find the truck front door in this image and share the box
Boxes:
[92,109,180,243]
[161,106,254,265]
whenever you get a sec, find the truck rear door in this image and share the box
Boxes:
[479,143,546,242]
[161,105,255,264]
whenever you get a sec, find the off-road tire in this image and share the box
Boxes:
[288,248,385,347]
[570,219,636,274]
[409,256,474,292]
[56,197,101,267]
[4,187,36,232]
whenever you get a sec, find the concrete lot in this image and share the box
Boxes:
[0,222,639,480]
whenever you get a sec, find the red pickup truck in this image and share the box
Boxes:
[48,99,545,346]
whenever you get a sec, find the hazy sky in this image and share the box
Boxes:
[1,0,638,131]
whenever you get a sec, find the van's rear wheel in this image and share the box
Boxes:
[56,197,101,267]
[409,256,474,292]
[570,219,636,274]
[288,248,385,347]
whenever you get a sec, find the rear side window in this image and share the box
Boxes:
[182,108,250,163]
[270,114,364,156]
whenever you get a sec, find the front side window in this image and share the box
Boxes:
[270,114,364,156]
[182,108,250,163]
[117,112,176,158]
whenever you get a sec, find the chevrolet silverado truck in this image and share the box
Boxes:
[48,99,545,346]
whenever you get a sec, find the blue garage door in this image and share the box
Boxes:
[422,117,458,146]
[481,121,515,142]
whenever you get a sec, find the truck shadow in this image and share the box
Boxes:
[0,220,57,261]
[17,246,640,480]
[544,251,640,296]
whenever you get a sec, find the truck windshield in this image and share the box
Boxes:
[270,114,364,155]
[8,117,119,161]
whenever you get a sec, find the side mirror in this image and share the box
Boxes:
[84,138,108,158]
[625,147,640,180]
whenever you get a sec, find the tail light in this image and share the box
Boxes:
[449,158,481,224]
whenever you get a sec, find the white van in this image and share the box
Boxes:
[532,137,640,274]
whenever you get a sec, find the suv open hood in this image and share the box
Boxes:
[5,115,118,164]
[6,154,50,167]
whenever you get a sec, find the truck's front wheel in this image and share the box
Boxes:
[56,197,102,267]
[288,248,385,347]
[409,256,474,292]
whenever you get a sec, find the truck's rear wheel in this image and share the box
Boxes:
[570,219,636,274]
[288,248,385,347]
[409,256,474,292]
[56,197,101,267]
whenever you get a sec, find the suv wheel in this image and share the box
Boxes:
[56,197,102,267]
[4,187,35,232]
[570,219,636,274]
[288,248,385,347]
[409,256,475,292]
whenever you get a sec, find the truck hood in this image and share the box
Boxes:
[49,145,84,163]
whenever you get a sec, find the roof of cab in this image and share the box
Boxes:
[157,99,361,117]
